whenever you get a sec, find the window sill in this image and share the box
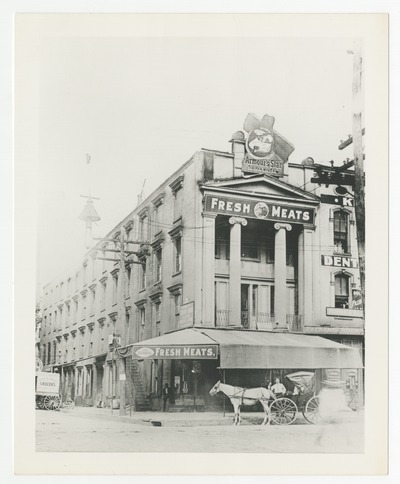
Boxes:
[241,257,261,263]
[139,288,146,294]
[172,271,182,277]
[333,251,351,257]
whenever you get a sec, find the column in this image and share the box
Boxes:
[229,217,247,326]
[274,223,292,328]
[92,363,97,405]
[202,215,216,326]
[303,228,314,326]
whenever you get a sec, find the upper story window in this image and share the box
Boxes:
[112,272,118,305]
[139,212,149,242]
[241,221,259,260]
[334,210,349,254]
[140,259,147,290]
[174,237,182,273]
[215,221,230,260]
[155,247,162,283]
[125,266,131,298]
[335,273,349,308]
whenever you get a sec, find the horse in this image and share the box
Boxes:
[209,380,276,426]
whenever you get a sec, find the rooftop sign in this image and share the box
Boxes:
[240,113,295,177]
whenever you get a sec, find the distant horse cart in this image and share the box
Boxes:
[35,371,61,411]
[209,371,322,425]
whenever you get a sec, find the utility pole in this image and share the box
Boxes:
[117,228,127,416]
[93,233,150,416]
[351,39,365,311]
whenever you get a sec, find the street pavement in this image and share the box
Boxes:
[36,407,364,453]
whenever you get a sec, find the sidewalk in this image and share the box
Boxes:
[60,405,264,427]
[60,405,364,428]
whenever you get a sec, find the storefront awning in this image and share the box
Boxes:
[130,328,363,369]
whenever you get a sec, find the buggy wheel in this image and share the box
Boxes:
[36,395,45,409]
[270,398,298,425]
[44,395,61,411]
[303,395,321,424]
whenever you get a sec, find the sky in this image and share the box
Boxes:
[23,22,358,287]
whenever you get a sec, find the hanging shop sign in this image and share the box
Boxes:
[204,194,315,224]
[320,194,354,207]
[178,302,194,330]
[132,345,218,360]
[321,255,358,268]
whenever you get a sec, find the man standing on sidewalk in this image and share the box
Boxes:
[162,383,170,412]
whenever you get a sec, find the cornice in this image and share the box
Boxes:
[169,174,184,195]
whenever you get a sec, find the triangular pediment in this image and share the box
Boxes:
[201,175,319,203]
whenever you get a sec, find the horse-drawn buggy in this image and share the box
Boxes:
[209,371,330,426]
[35,371,61,410]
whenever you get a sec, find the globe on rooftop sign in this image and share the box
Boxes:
[241,113,295,178]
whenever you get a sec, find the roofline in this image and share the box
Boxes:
[200,174,320,201]
[201,185,320,205]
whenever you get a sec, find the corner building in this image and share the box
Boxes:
[39,114,364,411]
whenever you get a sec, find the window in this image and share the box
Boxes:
[140,260,147,290]
[101,281,107,310]
[241,222,259,260]
[174,294,182,316]
[67,278,71,296]
[90,288,95,315]
[125,267,131,298]
[85,367,92,398]
[66,303,70,326]
[155,248,162,282]
[74,300,79,322]
[47,342,51,364]
[155,302,161,323]
[139,213,148,241]
[140,307,146,326]
[334,211,349,253]
[215,222,230,259]
[54,310,57,331]
[112,275,118,305]
[82,294,87,320]
[335,273,350,308]
[174,237,182,273]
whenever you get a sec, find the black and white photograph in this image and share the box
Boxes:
[11,10,391,477]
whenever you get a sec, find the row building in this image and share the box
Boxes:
[38,114,364,412]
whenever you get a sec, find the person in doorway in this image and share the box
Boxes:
[271,378,286,398]
[162,383,170,412]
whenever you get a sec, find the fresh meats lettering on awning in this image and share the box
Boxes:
[132,344,218,360]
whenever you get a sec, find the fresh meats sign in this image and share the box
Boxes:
[132,345,218,360]
[204,195,314,224]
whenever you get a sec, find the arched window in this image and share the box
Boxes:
[335,273,350,308]
[333,210,349,253]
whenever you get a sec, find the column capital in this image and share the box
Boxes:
[229,216,248,226]
[274,222,292,232]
